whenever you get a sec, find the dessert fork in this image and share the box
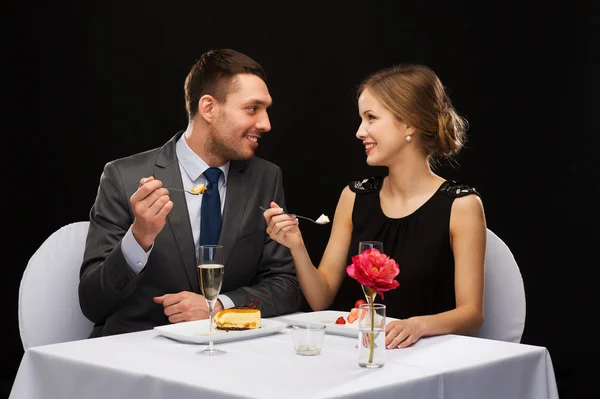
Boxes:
[164,187,199,195]
[163,183,207,195]
[258,206,330,225]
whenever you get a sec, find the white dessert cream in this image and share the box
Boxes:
[315,214,330,224]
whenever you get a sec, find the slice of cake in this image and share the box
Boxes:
[214,300,261,330]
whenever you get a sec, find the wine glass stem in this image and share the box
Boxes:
[208,302,214,351]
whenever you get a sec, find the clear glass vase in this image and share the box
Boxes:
[354,285,385,360]
[357,301,386,368]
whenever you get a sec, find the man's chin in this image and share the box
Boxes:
[231,149,255,161]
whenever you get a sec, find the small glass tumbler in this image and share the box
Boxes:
[291,323,326,356]
[358,303,386,368]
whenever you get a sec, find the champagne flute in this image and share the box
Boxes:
[198,245,226,356]
[355,241,383,348]
[358,241,383,303]
[359,240,384,254]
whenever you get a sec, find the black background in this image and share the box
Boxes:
[5,1,598,398]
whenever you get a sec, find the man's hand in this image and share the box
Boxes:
[130,176,174,251]
[153,291,224,323]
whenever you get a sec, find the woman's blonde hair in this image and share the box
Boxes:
[358,64,468,163]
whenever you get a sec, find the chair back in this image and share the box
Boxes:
[19,221,94,350]
[474,228,526,343]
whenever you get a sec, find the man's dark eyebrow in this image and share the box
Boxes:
[244,98,272,107]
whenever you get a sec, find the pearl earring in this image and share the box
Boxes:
[406,135,412,143]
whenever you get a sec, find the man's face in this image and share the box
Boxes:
[206,74,272,162]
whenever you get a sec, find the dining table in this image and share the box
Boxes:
[9,313,559,399]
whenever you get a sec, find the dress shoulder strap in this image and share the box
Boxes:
[438,180,480,197]
[348,176,384,194]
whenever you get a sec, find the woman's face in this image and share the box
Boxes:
[356,88,411,167]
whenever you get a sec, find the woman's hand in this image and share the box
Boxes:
[385,318,424,349]
[263,201,304,250]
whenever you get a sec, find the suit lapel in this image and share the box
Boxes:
[155,133,199,292]
[220,160,248,265]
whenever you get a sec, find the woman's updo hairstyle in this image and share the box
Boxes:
[357,64,468,163]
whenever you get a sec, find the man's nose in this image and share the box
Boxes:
[257,112,271,132]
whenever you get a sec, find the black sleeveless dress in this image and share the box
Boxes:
[329,176,480,320]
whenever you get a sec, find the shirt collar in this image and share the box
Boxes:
[176,134,230,184]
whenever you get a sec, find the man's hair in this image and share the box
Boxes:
[184,49,267,120]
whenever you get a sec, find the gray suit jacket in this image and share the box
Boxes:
[79,132,303,337]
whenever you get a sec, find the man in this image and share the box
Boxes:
[79,49,303,337]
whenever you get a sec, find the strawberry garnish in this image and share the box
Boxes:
[347,308,359,323]
[354,299,367,308]
[335,316,346,324]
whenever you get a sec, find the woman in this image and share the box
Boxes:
[264,64,486,349]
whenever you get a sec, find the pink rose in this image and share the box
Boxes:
[346,249,400,299]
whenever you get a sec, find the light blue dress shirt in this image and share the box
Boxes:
[121,134,234,309]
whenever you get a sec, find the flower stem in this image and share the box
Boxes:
[362,286,377,364]
[369,301,375,363]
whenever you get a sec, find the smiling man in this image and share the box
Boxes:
[79,49,303,338]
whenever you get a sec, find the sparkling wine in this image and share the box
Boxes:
[198,264,224,302]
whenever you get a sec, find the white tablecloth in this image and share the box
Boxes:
[10,318,559,399]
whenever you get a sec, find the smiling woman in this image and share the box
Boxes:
[263,63,487,353]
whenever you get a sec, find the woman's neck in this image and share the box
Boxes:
[384,156,442,200]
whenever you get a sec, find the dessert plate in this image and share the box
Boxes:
[281,310,398,338]
[154,318,288,344]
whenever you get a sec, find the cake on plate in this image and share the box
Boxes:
[214,300,261,330]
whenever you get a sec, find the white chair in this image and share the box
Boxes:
[19,221,94,350]
[473,228,526,343]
